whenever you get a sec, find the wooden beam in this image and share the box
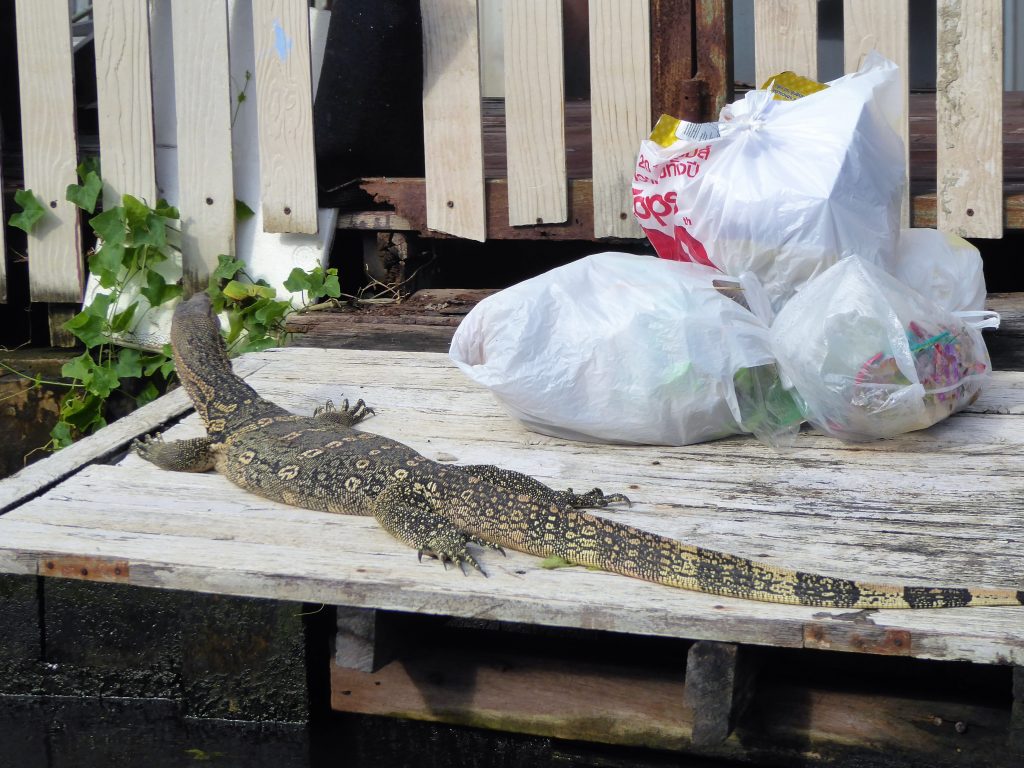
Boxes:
[14,0,83,305]
[504,0,567,226]
[754,0,817,86]
[650,0,696,122]
[1011,666,1024,751]
[843,0,910,227]
[171,0,235,293]
[250,0,319,234]
[420,0,487,241]
[589,0,650,238]
[93,0,158,209]
[335,606,404,673]
[936,0,1003,238]
[693,0,732,119]
[683,640,757,746]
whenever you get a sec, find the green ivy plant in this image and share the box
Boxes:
[6,161,342,451]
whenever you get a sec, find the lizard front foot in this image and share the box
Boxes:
[314,398,375,426]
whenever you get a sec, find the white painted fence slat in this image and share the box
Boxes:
[589,0,650,239]
[171,0,236,292]
[93,0,158,210]
[754,0,818,86]
[420,0,487,241]
[843,0,911,228]
[936,0,1004,238]
[250,0,319,235]
[504,0,567,226]
[14,0,83,303]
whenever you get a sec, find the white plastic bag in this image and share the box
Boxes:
[889,228,987,312]
[633,51,905,309]
[770,256,995,442]
[449,252,800,446]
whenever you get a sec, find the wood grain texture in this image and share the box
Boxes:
[589,0,650,239]
[14,0,83,304]
[503,0,567,226]
[936,0,1003,238]
[753,0,817,86]
[843,0,910,227]
[250,0,318,234]
[420,0,487,241]
[93,0,158,209]
[171,0,235,292]
[0,349,1022,664]
[0,357,269,515]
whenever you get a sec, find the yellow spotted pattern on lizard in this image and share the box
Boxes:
[134,294,1024,609]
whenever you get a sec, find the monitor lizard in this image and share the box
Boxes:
[135,293,1023,610]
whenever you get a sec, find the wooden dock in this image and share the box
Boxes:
[1,341,1023,764]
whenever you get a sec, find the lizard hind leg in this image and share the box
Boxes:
[371,486,495,576]
[313,398,375,427]
[133,434,218,473]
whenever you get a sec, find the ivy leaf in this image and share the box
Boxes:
[236,335,280,355]
[320,271,341,299]
[60,390,107,433]
[154,199,180,220]
[50,420,75,450]
[139,270,182,308]
[63,293,113,348]
[212,254,246,282]
[9,189,46,234]
[253,298,289,328]
[123,194,151,233]
[89,206,127,246]
[88,243,127,288]
[66,171,103,214]
[114,348,143,379]
[110,302,138,333]
[135,380,161,407]
[77,157,102,181]
[221,280,253,301]
[235,199,256,222]
[283,267,312,294]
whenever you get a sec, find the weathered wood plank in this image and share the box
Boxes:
[936,0,1003,238]
[93,0,158,209]
[14,0,83,304]
[693,0,732,118]
[651,0,695,121]
[683,641,756,746]
[0,349,1022,665]
[0,357,269,514]
[335,606,403,673]
[330,646,1014,763]
[589,0,650,239]
[420,0,487,241]
[753,0,817,86]
[250,0,318,234]
[504,0,567,226]
[172,0,235,291]
[843,0,910,227]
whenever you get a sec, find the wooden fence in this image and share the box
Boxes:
[0,0,1012,313]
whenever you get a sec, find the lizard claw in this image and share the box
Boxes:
[560,487,632,510]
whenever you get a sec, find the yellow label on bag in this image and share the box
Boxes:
[761,71,828,101]
[649,114,720,148]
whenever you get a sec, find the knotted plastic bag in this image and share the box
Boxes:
[770,256,996,442]
[634,51,905,310]
[449,252,801,446]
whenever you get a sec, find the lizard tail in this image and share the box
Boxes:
[559,515,1024,609]
[171,293,275,432]
[471,503,1022,609]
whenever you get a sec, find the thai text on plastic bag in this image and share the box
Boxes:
[633,51,905,309]
[449,252,801,447]
[770,256,996,442]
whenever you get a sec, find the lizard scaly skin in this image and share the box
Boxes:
[135,294,1024,609]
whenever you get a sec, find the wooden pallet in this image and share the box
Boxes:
[0,343,1023,764]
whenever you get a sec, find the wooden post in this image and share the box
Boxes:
[1011,666,1024,751]
[753,0,818,85]
[693,0,732,120]
[335,606,402,673]
[683,640,757,746]
[650,0,696,123]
